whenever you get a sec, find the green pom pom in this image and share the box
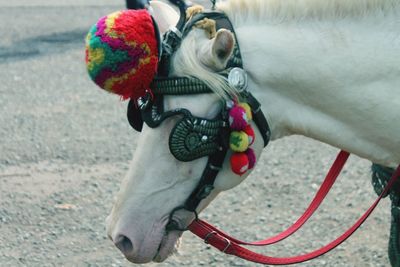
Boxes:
[229,131,249,152]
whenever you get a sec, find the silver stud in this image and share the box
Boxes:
[228,67,248,92]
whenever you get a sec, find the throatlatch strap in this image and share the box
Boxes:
[189,151,400,265]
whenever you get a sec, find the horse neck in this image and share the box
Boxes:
[233,12,400,167]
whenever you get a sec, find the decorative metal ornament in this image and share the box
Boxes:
[169,116,223,162]
[228,67,248,92]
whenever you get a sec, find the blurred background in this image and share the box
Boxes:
[0,0,391,266]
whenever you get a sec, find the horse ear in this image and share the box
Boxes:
[149,1,179,34]
[200,29,235,70]
[212,29,235,61]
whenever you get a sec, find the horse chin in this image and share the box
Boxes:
[152,209,197,262]
[153,230,182,262]
[121,224,184,264]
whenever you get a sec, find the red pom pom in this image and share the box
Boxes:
[246,148,256,169]
[228,106,249,130]
[243,125,255,145]
[230,152,249,175]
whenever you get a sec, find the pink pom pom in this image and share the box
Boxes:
[229,106,249,130]
[246,148,256,169]
[243,125,255,145]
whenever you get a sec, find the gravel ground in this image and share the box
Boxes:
[0,1,392,266]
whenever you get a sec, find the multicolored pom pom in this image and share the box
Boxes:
[230,131,249,152]
[230,153,249,175]
[85,10,158,100]
[228,101,257,175]
[246,148,256,169]
[228,105,249,130]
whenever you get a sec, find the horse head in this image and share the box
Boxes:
[83,0,400,264]
[101,1,267,263]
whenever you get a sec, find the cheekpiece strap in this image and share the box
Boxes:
[243,93,271,147]
[184,147,229,211]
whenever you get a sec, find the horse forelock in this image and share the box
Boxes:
[170,29,237,99]
[217,0,399,26]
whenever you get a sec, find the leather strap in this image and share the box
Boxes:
[184,147,228,211]
[244,92,271,147]
[151,77,213,95]
[182,93,270,212]
[192,150,349,245]
[189,151,400,264]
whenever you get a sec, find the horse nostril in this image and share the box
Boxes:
[115,235,134,256]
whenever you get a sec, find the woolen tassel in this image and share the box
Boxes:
[230,152,249,175]
[246,148,256,169]
[230,131,249,152]
[85,9,158,100]
[228,105,249,130]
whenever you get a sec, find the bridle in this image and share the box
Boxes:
[127,2,271,226]
[126,1,400,264]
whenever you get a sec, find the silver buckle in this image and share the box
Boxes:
[209,164,222,171]
[204,231,231,253]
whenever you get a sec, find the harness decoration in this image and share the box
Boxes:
[85,3,271,215]
[85,10,159,100]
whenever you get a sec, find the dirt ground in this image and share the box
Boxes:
[0,1,393,266]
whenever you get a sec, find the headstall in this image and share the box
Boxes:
[126,2,271,223]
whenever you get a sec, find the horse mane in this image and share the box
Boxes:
[171,0,399,98]
[217,0,399,26]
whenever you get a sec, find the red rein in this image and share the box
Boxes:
[189,151,400,265]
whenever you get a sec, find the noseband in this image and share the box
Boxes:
[126,5,271,227]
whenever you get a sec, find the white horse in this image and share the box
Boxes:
[106,0,400,263]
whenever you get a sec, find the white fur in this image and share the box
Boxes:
[218,0,399,24]
[149,1,179,34]
[172,0,400,167]
[107,0,400,263]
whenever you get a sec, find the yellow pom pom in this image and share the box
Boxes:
[229,131,249,152]
[238,103,252,121]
